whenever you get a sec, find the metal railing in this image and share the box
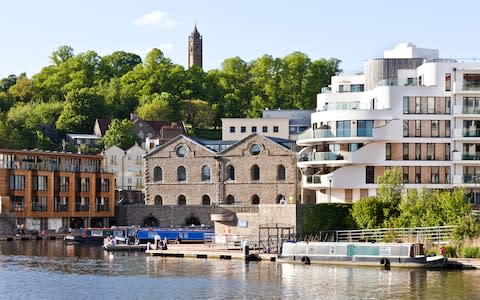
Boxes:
[334,226,456,243]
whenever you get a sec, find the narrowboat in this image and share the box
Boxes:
[64,227,131,245]
[136,226,214,244]
[277,241,447,269]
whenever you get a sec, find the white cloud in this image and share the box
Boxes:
[134,10,177,28]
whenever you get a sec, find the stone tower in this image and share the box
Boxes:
[188,24,202,69]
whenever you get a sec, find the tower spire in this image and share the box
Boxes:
[188,23,203,69]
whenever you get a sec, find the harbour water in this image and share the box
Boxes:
[1,240,480,299]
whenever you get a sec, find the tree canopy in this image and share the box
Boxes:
[0,45,341,151]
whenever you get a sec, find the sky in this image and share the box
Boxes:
[1,0,480,79]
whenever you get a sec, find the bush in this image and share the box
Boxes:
[443,245,458,258]
[461,246,480,258]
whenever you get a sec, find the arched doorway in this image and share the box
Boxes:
[226,194,235,205]
[142,214,159,227]
[154,195,162,205]
[202,195,211,205]
[185,213,201,226]
[177,195,186,205]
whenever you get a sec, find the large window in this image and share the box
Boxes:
[153,166,162,182]
[464,74,480,91]
[366,166,374,184]
[403,143,409,160]
[415,166,421,183]
[55,176,69,192]
[251,165,260,181]
[427,143,435,160]
[427,97,435,114]
[9,175,25,190]
[277,165,286,180]
[431,166,440,183]
[431,120,439,137]
[415,120,421,137]
[357,120,373,137]
[32,196,48,211]
[415,97,421,114]
[177,166,186,182]
[96,178,110,192]
[227,165,235,180]
[415,143,421,160]
[336,120,351,137]
[403,97,409,114]
[78,177,90,192]
[403,166,409,183]
[54,196,69,211]
[32,176,48,191]
[201,165,211,181]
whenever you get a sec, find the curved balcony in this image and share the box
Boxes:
[297,128,375,145]
[297,152,349,168]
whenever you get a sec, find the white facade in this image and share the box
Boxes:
[103,144,146,191]
[297,43,480,204]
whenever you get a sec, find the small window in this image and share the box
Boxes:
[201,165,211,181]
[202,195,211,205]
[262,126,268,133]
[241,126,246,133]
[229,126,235,133]
[176,145,187,157]
[273,126,279,133]
[250,144,261,155]
[251,165,260,181]
[153,166,162,182]
[154,195,162,205]
[277,165,286,180]
[177,195,186,205]
[227,165,235,180]
[251,194,260,205]
[252,126,257,133]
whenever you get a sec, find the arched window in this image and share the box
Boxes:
[177,166,186,182]
[227,165,235,181]
[154,195,162,205]
[153,166,162,182]
[201,165,211,181]
[202,195,211,205]
[277,165,286,180]
[177,194,186,205]
[176,145,187,157]
[251,165,260,181]
[251,194,260,205]
[226,194,235,205]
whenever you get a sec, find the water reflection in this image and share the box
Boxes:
[0,240,479,299]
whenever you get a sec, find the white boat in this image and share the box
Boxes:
[277,241,447,269]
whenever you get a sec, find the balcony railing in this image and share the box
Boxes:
[96,204,109,211]
[75,204,89,211]
[31,203,48,212]
[462,106,480,114]
[462,153,480,160]
[54,204,69,211]
[463,128,480,137]
[297,152,345,162]
[9,203,24,212]
[305,175,323,184]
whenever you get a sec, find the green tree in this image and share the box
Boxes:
[377,168,403,225]
[8,75,35,103]
[136,92,175,121]
[99,51,142,79]
[101,118,140,150]
[351,196,386,229]
[180,99,216,129]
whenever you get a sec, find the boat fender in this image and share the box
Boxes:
[380,258,390,270]
[301,256,311,265]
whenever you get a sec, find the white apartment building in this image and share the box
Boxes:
[297,43,480,205]
[102,144,146,191]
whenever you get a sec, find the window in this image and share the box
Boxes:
[403,166,409,183]
[445,120,451,137]
[403,143,409,160]
[427,97,435,114]
[386,143,391,160]
[445,143,451,160]
[445,73,451,91]
[336,120,351,137]
[357,120,373,137]
[154,195,162,205]
[227,165,235,180]
[54,196,69,211]
[403,96,409,114]
[415,97,421,114]
[403,120,409,137]
[95,197,109,211]
[463,74,480,91]
[351,84,364,92]
[277,165,286,180]
[226,195,235,205]
[96,178,110,192]
[32,196,48,212]
[9,175,25,190]
[78,177,90,192]
[251,194,260,205]
[154,166,163,182]
[415,120,421,137]
[273,126,279,133]
[32,176,48,191]
[55,176,69,192]
[427,143,435,160]
[251,165,260,181]
[241,126,246,133]
[366,166,375,184]
[201,165,211,181]
[176,145,187,157]
[415,143,421,160]
[229,126,235,133]
[446,97,451,114]
[177,195,186,205]
[202,195,210,205]
[431,166,439,183]
[415,166,421,183]
[262,126,268,133]
[251,126,257,133]
[177,166,186,182]
[250,144,261,155]
[431,120,439,137]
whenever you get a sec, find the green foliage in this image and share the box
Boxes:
[461,246,480,258]
[100,118,140,150]
[180,99,216,129]
[351,196,386,229]
[301,204,356,236]
[452,214,480,242]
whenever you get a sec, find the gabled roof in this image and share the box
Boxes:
[218,133,295,155]
[95,119,111,135]
[144,134,216,158]
[134,119,185,132]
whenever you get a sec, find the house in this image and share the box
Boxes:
[297,42,477,204]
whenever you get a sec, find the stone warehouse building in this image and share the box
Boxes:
[144,134,299,206]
